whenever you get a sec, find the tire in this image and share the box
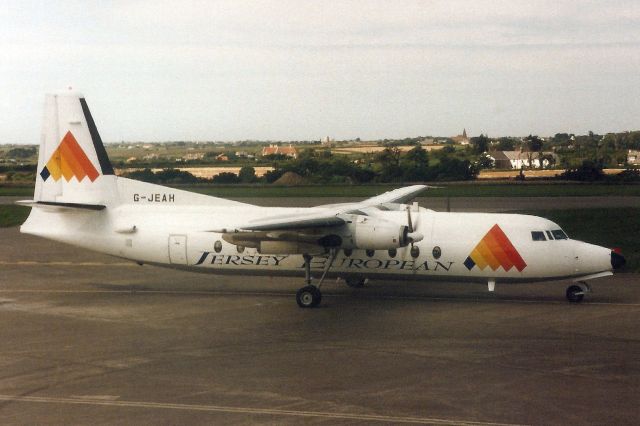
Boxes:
[566,285,584,303]
[296,285,321,308]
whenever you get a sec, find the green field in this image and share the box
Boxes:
[0,205,30,228]
[3,183,640,198]
[0,186,33,196]
[184,183,640,198]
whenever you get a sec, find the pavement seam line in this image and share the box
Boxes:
[0,394,527,426]
[0,289,639,307]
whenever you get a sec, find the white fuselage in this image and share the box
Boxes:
[21,185,613,285]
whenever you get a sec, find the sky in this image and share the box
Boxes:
[1,0,639,144]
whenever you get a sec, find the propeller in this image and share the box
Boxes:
[406,205,423,246]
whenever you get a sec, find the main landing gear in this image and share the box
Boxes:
[296,250,338,308]
[566,282,591,303]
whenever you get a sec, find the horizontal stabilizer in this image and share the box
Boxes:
[16,200,106,211]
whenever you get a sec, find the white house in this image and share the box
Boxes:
[489,151,557,169]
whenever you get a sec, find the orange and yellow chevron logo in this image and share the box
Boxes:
[463,224,527,272]
[39,131,99,182]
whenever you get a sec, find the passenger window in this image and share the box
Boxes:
[531,231,546,241]
[552,229,568,240]
[546,231,554,240]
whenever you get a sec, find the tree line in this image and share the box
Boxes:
[121,145,480,184]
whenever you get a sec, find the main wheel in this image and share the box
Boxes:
[296,285,322,308]
[345,277,366,288]
[566,285,584,303]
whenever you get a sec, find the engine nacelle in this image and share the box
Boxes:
[346,216,408,250]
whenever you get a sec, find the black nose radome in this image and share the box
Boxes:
[611,251,626,270]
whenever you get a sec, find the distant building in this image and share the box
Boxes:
[183,152,204,161]
[451,129,470,145]
[261,144,298,159]
[142,153,158,161]
[215,153,229,161]
[628,150,640,165]
[489,151,557,169]
[321,136,334,146]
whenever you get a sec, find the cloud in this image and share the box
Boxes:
[0,0,639,142]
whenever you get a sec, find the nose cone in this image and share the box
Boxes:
[611,251,626,270]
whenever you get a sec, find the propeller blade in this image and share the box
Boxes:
[407,232,424,243]
[406,206,413,233]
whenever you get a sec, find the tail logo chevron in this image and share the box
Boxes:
[40,131,100,182]
[464,224,527,272]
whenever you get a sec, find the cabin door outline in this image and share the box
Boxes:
[169,234,188,265]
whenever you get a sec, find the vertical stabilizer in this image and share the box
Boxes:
[34,91,116,205]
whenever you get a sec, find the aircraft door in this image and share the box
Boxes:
[169,235,188,265]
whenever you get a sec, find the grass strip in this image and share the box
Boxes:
[184,183,640,198]
[0,205,30,228]
[0,187,33,196]
[2,183,640,198]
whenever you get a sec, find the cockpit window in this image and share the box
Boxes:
[546,231,554,240]
[531,231,546,241]
[551,229,568,240]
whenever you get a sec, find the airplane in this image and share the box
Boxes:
[18,91,626,308]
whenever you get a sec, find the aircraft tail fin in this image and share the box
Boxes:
[33,91,117,205]
[23,91,252,221]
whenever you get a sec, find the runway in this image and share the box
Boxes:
[1,225,639,425]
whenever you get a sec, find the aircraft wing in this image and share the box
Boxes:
[212,185,428,234]
[356,184,429,206]
[314,184,429,210]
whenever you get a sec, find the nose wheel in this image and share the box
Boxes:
[566,282,590,303]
